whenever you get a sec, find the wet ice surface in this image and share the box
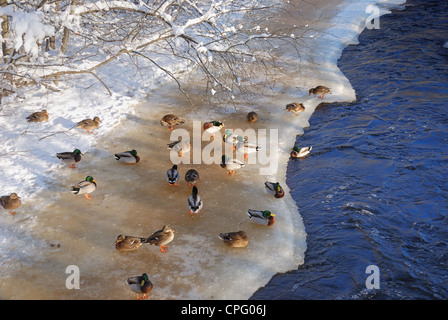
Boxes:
[0,87,309,299]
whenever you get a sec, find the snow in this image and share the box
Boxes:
[0,0,408,213]
[0,7,55,60]
[0,53,172,204]
[0,0,408,299]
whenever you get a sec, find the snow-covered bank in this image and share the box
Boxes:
[0,0,406,299]
[0,55,172,203]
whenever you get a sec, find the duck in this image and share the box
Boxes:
[246,111,258,123]
[185,169,200,186]
[114,149,140,164]
[264,181,285,198]
[56,149,83,168]
[76,116,101,133]
[114,234,148,252]
[26,109,49,122]
[203,121,224,139]
[187,186,203,215]
[218,231,249,248]
[166,165,180,185]
[309,86,331,99]
[167,139,191,157]
[247,209,276,226]
[71,176,97,200]
[220,155,245,175]
[146,225,175,253]
[290,146,312,158]
[127,273,153,300]
[160,114,185,130]
[223,130,246,150]
[0,193,21,215]
[235,141,260,160]
[285,102,305,116]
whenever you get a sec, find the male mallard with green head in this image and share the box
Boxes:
[160,114,185,130]
[166,165,180,185]
[309,86,331,99]
[264,181,285,198]
[114,149,140,164]
[220,155,245,175]
[218,231,249,248]
[0,193,21,215]
[203,121,224,139]
[127,273,153,300]
[71,176,97,200]
[57,149,83,168]
[247,209,276,226]
[290,146,312,158]
[146,225,175,253]
[187,186,203,215]
[223,130,246,150]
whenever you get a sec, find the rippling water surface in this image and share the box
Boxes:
[252,0,448,299]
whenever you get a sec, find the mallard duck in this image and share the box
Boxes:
[220,155,245,175]
[247,209,276,226]
[115,234,148,252]
[247,111,258,123]
[285,102,305,116]
[167,139,191,157]
[218,231,249,248]
[187,186,203,215]
[56,149,83,168]
[71,176,97,200]
[290,146,312,158]
[203,121,224,139]
[185,169,200,186]
[309,86,331,99]
[166,165,180,185]
[235,141,260,160]
[160,114,185,130]
[114,150,140,164]
[146,225,175,253]
[127,273,153,300]
[0,193,21,215]
[26,109,49,122]
[223,130,246,150]
[76,116,101,133]
[264,181,285,198]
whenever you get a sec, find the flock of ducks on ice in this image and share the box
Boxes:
[0,85,329,299]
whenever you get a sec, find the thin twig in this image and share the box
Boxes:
[38,124,78,141]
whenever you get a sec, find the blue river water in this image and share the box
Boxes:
[251,0,448,299]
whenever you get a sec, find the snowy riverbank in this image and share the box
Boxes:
[0,0,405,299]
